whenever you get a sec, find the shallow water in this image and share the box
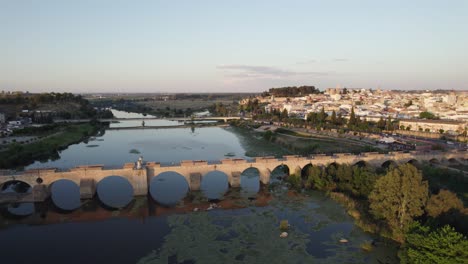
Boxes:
[0,189,399,264]
[0,111,399,263]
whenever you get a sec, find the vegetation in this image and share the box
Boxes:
[399,222,468,264]
[0,123,104,169]
[369,164,429,234]
[426,189,464,218]
[90,93,245,118]
[419,111,438,120]
[261,86,320,97]
[0,92,112,122]
[298,161,468,262]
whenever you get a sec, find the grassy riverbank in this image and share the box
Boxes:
[0,123,103,169]
[228,121,381,156]
[225,126,292,157]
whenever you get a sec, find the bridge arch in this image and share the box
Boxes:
[382,160,398,169]
[406,159,421,168]
[301,163,314,179]
[447,158,460,165]
[270,164,289,183]
[96,175,134,208]
[0,180,32,193]
[353,160,368,168]
[150,171,189,206]
[48,179,81,211]
[0,180,35,216]
[200,171,229,200]
[429,158,440,164]
[240,167,260,198]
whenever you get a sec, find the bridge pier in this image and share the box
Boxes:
[190,173,202,191]
[32,185,50,202]
[259,168,271,185]
[229,171,241,188]
[131,169,149,196]
[79,179,96,199]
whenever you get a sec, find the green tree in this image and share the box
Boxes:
[419,111,437,119]
[426,189,464,218]
[377,117,385,130]
[280,109,288,121]
[399,222,468,264]
[348,107,356,127]
[369,164,429,231]
[330,110,337,125]
[318,106,327,124]
[386,116,393,131]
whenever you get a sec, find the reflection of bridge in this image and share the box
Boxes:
[0,190,273,226]
[0,150,466,202]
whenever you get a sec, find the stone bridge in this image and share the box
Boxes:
[0,150,466,202]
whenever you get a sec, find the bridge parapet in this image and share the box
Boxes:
[181,160,209,166]
[145,162,161,168]
[123,163,135,169]
[221,159,247,164]
[313,154,331,160]
[254,156,278,163]
[24,168,57,174]
[70,165,104,171]
[334,153,353,158]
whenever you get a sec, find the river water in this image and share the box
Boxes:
[0,110,399,263]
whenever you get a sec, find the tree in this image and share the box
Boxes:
[348,107,356,127]
[377,117,385,130]
[318,106,327,124]
[426,189,464,218]
[419,111,437,119]
[385,116,393,131]
[330,110,337,125]
[369,164,429,231]
[280,109,288,121]
[399,222,468,264]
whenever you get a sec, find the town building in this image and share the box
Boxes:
[399,119,467,135]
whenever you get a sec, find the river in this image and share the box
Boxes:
[0,110,399,263]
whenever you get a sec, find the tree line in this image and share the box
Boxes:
[285,162,467,263]
[262,86,320,97]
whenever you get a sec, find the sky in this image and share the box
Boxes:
[1,0,467,93]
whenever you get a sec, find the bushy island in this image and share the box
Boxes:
[229,121,468,263]
[0,122,106,169]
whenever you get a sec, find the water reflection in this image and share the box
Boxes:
[110,119,181,128]
[150,172,189,206]
[27,127,247,170]
[240,168,260,198]
[200,171,229,200]
[0,181,35,216]
[0,187,399,264]
[96,176,134,208]
[50,179,81,211]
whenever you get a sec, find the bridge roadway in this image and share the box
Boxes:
[0,150,466,203]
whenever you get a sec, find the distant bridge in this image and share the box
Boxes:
[54,116,245,123]
[0,150,466,203]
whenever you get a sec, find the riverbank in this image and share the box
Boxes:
[228,121,383,156]
[225,125,292,157]
[0,123,104,169]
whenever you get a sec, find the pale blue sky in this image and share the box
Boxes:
[1,0,467,93]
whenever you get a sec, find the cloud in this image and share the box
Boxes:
[216,64,328,81]
[296,59,317,65]
[333,58,349,62]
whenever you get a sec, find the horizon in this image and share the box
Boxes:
[1,0,467,93]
